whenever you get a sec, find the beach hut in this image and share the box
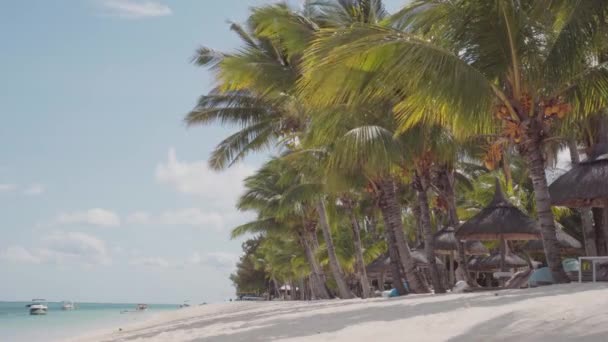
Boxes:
[420,226,489,285]
[523,224,583,255]
[549,144,608,208]
[476,252,528,271]
[549,145,608,255]
[366,251,444,292]
[468,251,529,287]
[456,179,540,277]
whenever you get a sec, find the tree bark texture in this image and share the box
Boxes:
[298,228,331,299]
[346,204,371,298]
[383,223,408,295]
[377,179,431,293]
[521,124,569,283]
[316,200,354,299]
[568,138,598,256]
[414,172,446,293]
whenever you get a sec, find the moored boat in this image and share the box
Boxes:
[61,301,75,310]
[26,299,48,315]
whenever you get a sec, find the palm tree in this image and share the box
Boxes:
[300,0,608,282]
[278,154,355,299]
[233,160,332,299]
[186,4,316,169]
[305,103,431,293]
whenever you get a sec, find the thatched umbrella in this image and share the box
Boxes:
[549,145,608,208]
[523,224,582,254]
[456,179,540,273]
[366,252,444,290]
[549,146,608,255]
[468,252,528,272]
[434,226,489,255]
[426,226,489,285]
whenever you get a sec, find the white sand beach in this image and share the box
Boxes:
[75,283,608,342]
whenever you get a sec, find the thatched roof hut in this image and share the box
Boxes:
[433,226,489,255]
[456,179,540,241]
[366,251,444,277]
[523,225,582,254]
[549,147,608,207]
[468,253,528,271]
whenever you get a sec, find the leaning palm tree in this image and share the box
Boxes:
[277,154,355,299]
[233,161,332,299]
[186,4,317,169]
[305,103,431,293]
[300,0,608,282]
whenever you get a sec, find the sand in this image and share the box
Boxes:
[76,283,608,342]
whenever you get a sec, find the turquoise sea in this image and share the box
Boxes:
[0,301,178,341]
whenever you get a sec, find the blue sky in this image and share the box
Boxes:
[0,0,406,304]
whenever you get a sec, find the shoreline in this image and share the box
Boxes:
[75,283,608,342]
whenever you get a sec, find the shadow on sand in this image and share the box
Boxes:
[106,284,607,342]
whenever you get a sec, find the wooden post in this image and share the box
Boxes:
[499,237,507,287]
[448,252,455,287]
[500,236,507,272]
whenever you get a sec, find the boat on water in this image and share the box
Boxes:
[178,300,190,309]
[120,303,149,314]
[26,299,48,315]
[61,301,75,310]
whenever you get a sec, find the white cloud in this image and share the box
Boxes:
[126,211,151,224]
[188,251,238,270]
[127,209,224,230]
[56,208,121,227]
[126,251,238,270]
[41,232,112,265]
[159,209,223,229]
[0,183,17,192]
[23,184,45,196]
[1,232,111,266]
[99,0,172,19]
[130,256,170,268]
[0,246,41,264]
[155,148,256,207]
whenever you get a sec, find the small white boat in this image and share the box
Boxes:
[27,299,48,315]
[61,301,75,310]
[136,304,148,311]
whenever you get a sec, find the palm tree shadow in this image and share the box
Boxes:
[172,284,606,342]
[447,312,608,342]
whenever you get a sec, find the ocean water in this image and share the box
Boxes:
[0,301,178,341]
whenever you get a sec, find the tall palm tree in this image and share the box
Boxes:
[233,160,332,299]
[186,4,316,169]
[278,153,355,299]
[300,0,608,282]
[305,103,431,293]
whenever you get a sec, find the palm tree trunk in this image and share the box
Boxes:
[384,224,408,295]
[272,277,281,300]
[568,138,597,256]
[437,166,478,287]
[502,148,513,191]
[377,179,430,293]
[593,208,607,255]
[297,229,331,299]
[603,207,608,255]
[414,172,446,293]
[346,206,371,298]
[298,278,305,300]
[412,200,423,245]
[316,200,354,299]
[521,126,569,283]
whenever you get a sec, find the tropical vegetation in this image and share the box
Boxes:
[188,0,608,298]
